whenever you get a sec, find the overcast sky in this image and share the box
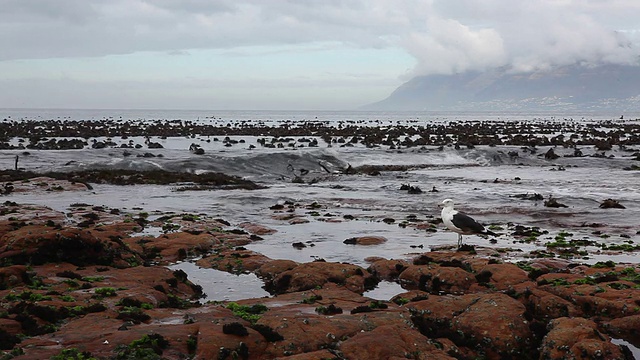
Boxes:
[1,0,639,110]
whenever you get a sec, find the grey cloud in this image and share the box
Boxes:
[0,0,638,76]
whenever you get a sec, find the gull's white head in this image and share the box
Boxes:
[440,199,454,209]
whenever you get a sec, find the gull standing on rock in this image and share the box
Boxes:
[440,199,498,247]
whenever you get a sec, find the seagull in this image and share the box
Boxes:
[440,199,497,247]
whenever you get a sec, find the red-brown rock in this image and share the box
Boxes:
[540,317,626,360]
[196,249,272,274]
[343,235,387,245]
[0,226,139,268]
[399,264,475,294]
[269,261,378,295]
[475,262,530,290]
[255,259,299,282]
[367,258,410,281]
[604,315,640,345]
[238,222,277,235]
[411,293,534,359]
[339,324,454,360]
[0,265,29,288]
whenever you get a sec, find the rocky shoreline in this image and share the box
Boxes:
[1,177,639,359]
[2,117,640,151]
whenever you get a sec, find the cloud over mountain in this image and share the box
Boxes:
[2,0,639,75]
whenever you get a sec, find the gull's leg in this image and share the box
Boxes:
[458,234,462,247]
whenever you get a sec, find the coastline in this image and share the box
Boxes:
[1,114,640,359]
[1,177,639,359]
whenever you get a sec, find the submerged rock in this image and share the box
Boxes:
[600,198,626,209]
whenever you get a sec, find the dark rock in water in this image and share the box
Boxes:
[544,148,559,160]
[512,225,548,237]
[92,141,106,149]
[599,199,625,209]
[594,140,613,151]
[292,242,306,249]
[343,237,357,245]
[457,244,475,252]
[400,183,422,194]
[189,143,205,155]
[513,193,544,201]
[544,197,568,208]
[147,142,163,149]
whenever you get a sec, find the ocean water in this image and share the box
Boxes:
[2,108,640,301]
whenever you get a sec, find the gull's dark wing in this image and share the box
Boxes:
[451,212,485,234]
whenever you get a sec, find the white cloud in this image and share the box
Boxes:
[1,0,640,109]
[404,16,507,76]
[1,0,638,74]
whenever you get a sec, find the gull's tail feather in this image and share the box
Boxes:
[482,229,499,237]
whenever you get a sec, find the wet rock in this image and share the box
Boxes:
[390,290,430,305]
[474,262,531,290]
[272,349,336,359]
[511,224,548,237]
[0,265,29,288]
[237,222,277,235]
[255,259,299,283]
[339,324,453,360]
[125,231,220,264]
[544,196,568,208]
[595,140,613,151]
[604,315,640,345]
[343,235,387,245]
[291,242,306,249]
[540,317,625,360]
[367,259,410,281]
[197,249,272,274]
[536,270,640,319]
[189,143,205,155]
[410,293,535,359]
[513,193,544,201]
[513,285,582,321]
[545,148,560,160]
[600,198,626,209]
[0,226,141,268]
[400,183,422,193]
[267,261,378,295]
[222,322,249,336]
[398,264,475,295]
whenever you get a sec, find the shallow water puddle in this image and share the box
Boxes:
[168,261,270,301]
[611,338,640,359]
[363,280,406,301]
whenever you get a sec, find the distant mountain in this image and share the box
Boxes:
[363,64,640,111]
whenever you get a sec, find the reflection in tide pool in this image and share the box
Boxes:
[611,338,640,359]
[168,261,270,301]
[363,280,406,301]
